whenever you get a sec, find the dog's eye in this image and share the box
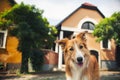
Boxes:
[79,45,83,49]
[69,47,74,51]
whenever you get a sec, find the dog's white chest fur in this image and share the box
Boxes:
[71,68,82,80]
[66,62,89,80]
[66,69,88,80]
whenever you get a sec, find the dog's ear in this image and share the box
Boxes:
[76,31,87,42]
[55,38,68,50]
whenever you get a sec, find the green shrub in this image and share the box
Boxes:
[30,49,44,72]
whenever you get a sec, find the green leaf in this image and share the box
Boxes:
[93,11,120,45]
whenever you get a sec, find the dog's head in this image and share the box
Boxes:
[56,32,90,67]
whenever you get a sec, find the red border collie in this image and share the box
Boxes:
[56,32,99,80]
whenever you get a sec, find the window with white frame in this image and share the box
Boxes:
[81,21,95,30]
[0,30,7,48]
[101,39,111,50]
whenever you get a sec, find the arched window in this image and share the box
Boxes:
[81,22,95,30]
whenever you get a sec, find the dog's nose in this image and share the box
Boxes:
[77,57,83,62]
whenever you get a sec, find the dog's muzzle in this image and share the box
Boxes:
[77,57,83,66]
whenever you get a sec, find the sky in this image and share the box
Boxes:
[15,0,120,25]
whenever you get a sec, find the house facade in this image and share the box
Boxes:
[0,0,58,71]
[0,0,21,69]
[55,3,116,70]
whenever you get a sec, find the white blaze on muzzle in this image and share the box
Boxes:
[74,42,84,63]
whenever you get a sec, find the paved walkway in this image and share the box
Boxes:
[0,71,120,80]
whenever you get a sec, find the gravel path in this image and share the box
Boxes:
[0,71,120,80]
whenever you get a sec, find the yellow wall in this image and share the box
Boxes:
[0,0,21,63]
[62,8,103,27]
[86,33,116,61]
[0,37,21,63]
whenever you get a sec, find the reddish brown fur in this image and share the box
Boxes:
[56,32,99,80]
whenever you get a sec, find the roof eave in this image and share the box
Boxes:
[56,3,105,28]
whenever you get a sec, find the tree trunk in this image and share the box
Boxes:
[20,52,29,73]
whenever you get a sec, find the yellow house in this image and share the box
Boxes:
[55,2,116,70]
[0,0,21,67]
[0,0,59,71]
